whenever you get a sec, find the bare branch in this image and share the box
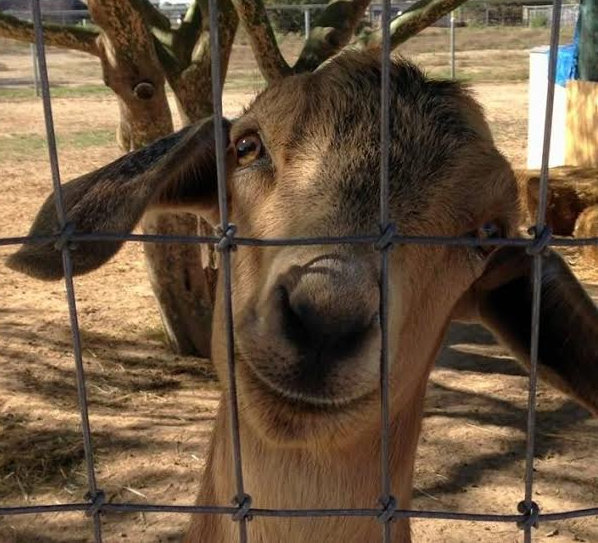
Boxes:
[0,10,99,55]
[294,0,371,73]
[232,0,291,82]
[172,0,203,66]
[359,0,468,50]
[172,0,238,123]
[130,0,171,31]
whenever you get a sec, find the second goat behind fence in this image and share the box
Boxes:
[8,50,598,542]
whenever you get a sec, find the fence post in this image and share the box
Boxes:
[30,43,40,97]
[450,11,456,79]
[304,7,311,40]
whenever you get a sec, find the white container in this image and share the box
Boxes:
[527,46,568,169]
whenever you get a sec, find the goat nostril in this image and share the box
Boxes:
[277,285,311,339]
[276,283,376,355]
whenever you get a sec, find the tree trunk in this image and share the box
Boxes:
[88,0,237,358]
[140,1,238,358]
[579,0,598,82]
[141,212,215,355]
[92,6,217,356]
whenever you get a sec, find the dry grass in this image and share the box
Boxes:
[1,26,597,543]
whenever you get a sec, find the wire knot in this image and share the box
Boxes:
[526,225,552,256]
[217,224,237,252]
[377,495,397,524]
[232,493,252,522]
[85,490,105,517]
[54,222,77,252]
[517,500,540,530]
[375,223,397,251]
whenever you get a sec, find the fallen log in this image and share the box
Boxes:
[574,204,598,267]
[523,166,598,235]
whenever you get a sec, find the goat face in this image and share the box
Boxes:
[9,51,597,454]
[212,53,520,448]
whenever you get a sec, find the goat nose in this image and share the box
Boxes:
[277,274,378,354]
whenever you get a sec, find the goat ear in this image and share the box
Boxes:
[453,246,598,415]
[7,117,231,281]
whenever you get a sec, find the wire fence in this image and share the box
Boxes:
[1,0,598,541]
[523,3,580,27]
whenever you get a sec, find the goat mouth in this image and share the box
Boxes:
[243,361,373,411]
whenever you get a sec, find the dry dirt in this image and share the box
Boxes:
[0,31,597,543]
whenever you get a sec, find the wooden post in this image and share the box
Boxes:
[565,80,598,166]
[30,43,40,97]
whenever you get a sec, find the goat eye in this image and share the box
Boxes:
[477,222,501,239]
[471,221,503,258]
[235,134,262,167]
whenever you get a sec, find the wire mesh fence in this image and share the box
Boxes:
[0,0,598,541]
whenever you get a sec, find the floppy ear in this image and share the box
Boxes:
[7,117,231,281]
[453,246,598,415]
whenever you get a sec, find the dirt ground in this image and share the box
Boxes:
[1,27,597,543]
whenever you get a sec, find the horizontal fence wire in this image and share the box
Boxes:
[2,502,598,523]
[2,232,598,250]
[1,0,598,540]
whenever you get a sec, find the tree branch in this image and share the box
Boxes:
[88,0,156,58]
[171,0,238,123]
[130,0,171,32]
[88,0,173,149]
[358,0,468,50]
[294,0,371,73]
[0,10,99,55]
[232,0,291,82]
[172,0,203,67]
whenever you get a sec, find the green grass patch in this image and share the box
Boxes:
[0,84,111,101]
[141,325,169,346]
[0,129,115,160]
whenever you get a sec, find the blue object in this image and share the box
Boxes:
[555,43,579,86]
[553,13,581,86]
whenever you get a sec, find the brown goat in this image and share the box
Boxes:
[8,51,598,542]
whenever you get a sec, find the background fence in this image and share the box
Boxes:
[1,0,598,542]
[1,2,581,99]
[3,1,582,31]
[523,3,579,27]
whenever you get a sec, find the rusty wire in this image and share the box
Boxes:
[1,0,597,541]
[521,0,564,540]
[378,1,395,542]
[208,0,249,541]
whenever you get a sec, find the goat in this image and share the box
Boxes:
[7,51,598,542]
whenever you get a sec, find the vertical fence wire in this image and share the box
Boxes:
[379,1,394,542]
[522,0,563,540]
[30,1,103,541]
[208,1,249,542]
